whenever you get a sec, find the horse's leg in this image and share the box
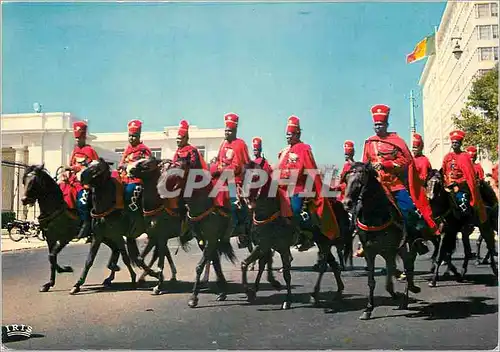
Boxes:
[336,245,346,271]
[114,236,137,286]
[70,236,103,295]
[475,234,484,264]
[101,238,121,287]
[327,251,345,297]
[310,247,328,306]
[429,234,445,288]
[279,247,293,310]
[241,245,263,302]
[360,251,376,320]
[40,239,70,292]
[383,253,399,302]
[400,243,421,294]
[266,249,282,290]
[151,234,167,295]
[188,246,210,308]
[212,249,228,302]
[138,244,159,284]
[429,237,440,273]
[478,222,498,277]
[248,241,256,271]
[164,240,178,282]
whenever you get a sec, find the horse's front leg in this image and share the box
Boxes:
[400,242,421,294]
[40,239,70,292]
[101,237,121,287]
[310,249,328,306]
[212,249,228,302]
[151,234,168,295]
[138,236,158,284]
[278,247,293,310]
[164,239,178,282]
[188,246,211,308]
[70,236,102,295]
[241,245,263,302]
[327,251,344,297]
[360,251,376,320]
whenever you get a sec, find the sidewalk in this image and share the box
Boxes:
[1,229,88,253]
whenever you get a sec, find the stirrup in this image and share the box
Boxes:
[300,211,310,222]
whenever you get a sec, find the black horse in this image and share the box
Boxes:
[471,179,498,264]
[239,160,297,309]
[168,158,237,308]
[69,158,160,295]
[426,169,498,285]
[343,162,420,320]
[21,164,121,292]
[127,157,185,294]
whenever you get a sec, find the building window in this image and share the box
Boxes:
[196,146,206,160]
[151,148,162,160]
[495,46,499,60]
[114,148,124,159]
[478,25,492,39]
[479,47,494,60]
[477,3,490,18]
[493,25,499,38]
[492,2,498,16]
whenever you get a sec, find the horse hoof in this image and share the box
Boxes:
[216,293,227,301]
[455,274,463,283]
[310,293,320,306]
[39,284,51,292]
[69,286,80,295]
[408,285,421,294]
[188,297,198,308]
[281,301,291,310]
[399,302,409,310]
[102,278,113,287]
[475,260,482,266]
[152,287,161,295]
[428,281,437,288]
[170,277,178,283]
[108,264,121,272]
[460,269,467,277]
[63,266,74,273]
[246,289,257,303]
[359,311,371,320]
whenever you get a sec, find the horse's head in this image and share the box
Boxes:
[127,157,162,180]
[426,168,444,201]
[80,158,111,188]
[342,162,378,212]
[241,159,271,209]
[156,159,188,199]
[21,164,55,206]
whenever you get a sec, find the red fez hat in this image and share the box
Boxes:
[286,115,301,133]
[73,121,88,138]
[465,146,477,157]
[343,140,354,153]
[371,104,390,123]
[412,133,424,148]
[224,113,239,129]
[178,119,189,137]
[128,119,142,135]
[252,137,262,149]
[449,130,465,142]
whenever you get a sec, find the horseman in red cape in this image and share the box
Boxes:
[465,146,485,182]
[412,133,432,184]
[442,130,488,224]
[333,140,356,203]
[58,120,99,241]
[362,104,439,255]
[118,119,152,212]
[276,115,340,252]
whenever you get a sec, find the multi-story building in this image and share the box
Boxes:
[419,1,498,170]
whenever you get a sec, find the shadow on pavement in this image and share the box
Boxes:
[404,296,498,320]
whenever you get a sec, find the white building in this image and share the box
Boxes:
[92,124,225,167]
[1,112,225,221]
[419,1,498,171]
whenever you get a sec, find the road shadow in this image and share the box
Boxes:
[2,333,45,344]
[74,280,303,296]
[462,273,499,287]
[404,296,498,320]
[322,293,422,314]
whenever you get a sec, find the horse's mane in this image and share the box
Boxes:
[23,165,59,191]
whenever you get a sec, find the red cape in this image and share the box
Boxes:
[444,152,487,223]
[414,154,432,183]
[364,133,439,234]
[277,142,340,240]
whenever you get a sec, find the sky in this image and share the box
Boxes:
[2,1,446,167]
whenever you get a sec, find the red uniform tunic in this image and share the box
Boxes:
[119,143,152,184]
[60,144,99,209]
[173,144,208,170]
[210,138,251,207]
[492,163,498,185]
[336,160,354,202]
[277,142,339,240]
[413,154,432,183]
[254,156,272,174]
[363,132,438,234]
[442,151,487,223]
[473,163,485,181]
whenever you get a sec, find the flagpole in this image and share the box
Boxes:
[435,25,444,164]
[410,89,416,142]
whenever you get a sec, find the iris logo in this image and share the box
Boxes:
[2,324,33,342]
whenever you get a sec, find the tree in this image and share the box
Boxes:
[453,64,498,161]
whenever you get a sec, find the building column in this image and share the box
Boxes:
[12,146,28,220]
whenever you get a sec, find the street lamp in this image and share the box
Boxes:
[437,34,463,163]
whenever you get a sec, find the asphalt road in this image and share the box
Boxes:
[2,238,498,350]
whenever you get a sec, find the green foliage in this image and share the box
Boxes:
[2,211,16,228]
[453,64,498,161]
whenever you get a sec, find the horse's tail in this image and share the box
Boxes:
[217,240,237,265]
[179,227,193,252]
[125,237,142,268]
